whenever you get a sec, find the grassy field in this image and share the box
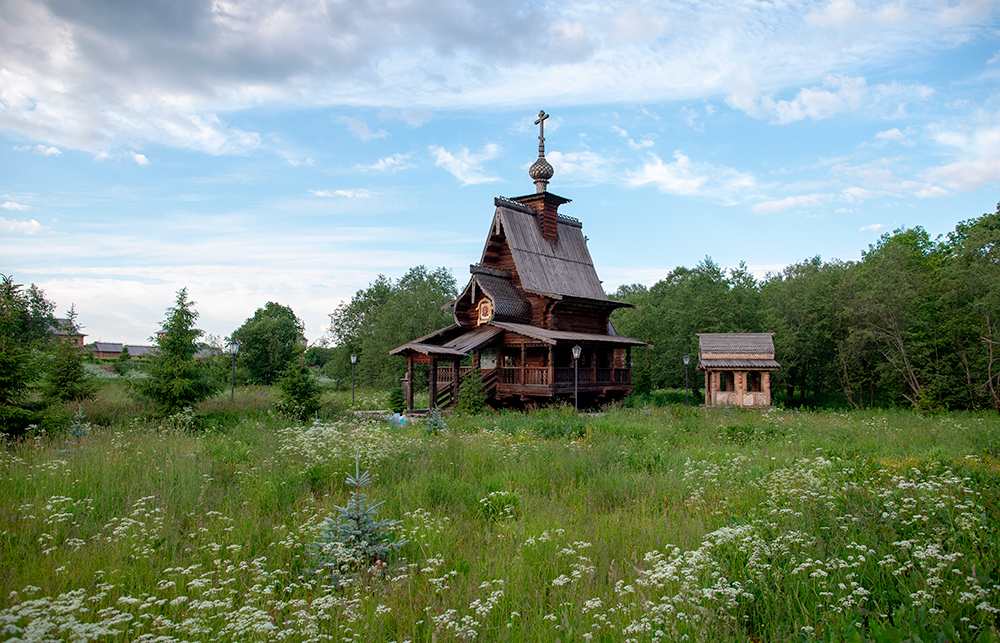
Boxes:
[2,386,999,642]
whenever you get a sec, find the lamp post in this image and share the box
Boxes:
[682,354,691,407]
[350,353,358,406]
[572,345,582,411]
[228,340,240,401]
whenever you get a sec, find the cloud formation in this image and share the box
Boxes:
[627,151,756,204]
[430,143,501,185]
[0,217,51,234]
[1,0,995,156]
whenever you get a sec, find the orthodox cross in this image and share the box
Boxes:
[534,110,549,156]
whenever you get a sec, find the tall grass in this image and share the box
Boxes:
[1,401,998,642]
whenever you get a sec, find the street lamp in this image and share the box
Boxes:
[572,344,583,411]
[228,340,240,401]
[682,354,691,407]
[350,353,358,405]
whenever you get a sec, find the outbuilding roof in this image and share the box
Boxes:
[698,333,775,356]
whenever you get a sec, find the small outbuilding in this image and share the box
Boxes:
[697,333,780,408]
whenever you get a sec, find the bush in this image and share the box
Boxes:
[387,387,406,413]
[453,370,487,415]
[276,362,322,421]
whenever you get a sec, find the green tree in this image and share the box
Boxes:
[138,288,221,414]
[232,302,306,385]
[42,306,95,402]
[0,275,60,434]
[0,275,34,409]
[327,266,457,389]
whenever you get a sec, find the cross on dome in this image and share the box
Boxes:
[528,110,554,193]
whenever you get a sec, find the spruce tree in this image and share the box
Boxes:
[42,307,95,402]
[138,289,220,414]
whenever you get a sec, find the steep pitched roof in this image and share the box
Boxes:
[487,198,607,301]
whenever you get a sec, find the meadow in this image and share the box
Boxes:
[2,385,999,642]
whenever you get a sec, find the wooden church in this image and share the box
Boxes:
[390,111,648,411]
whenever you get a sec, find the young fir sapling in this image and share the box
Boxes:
[311,455,406,585]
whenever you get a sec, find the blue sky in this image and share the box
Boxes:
[2,0,999,346]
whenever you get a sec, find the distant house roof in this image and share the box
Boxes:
[697,333,779,371]
[92,342,124,353]
[125,345,158,358]
[488,200,608,301]
[51,318,85,337]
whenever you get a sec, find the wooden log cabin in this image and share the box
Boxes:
[697,333,780,408]
[390,111,649,411]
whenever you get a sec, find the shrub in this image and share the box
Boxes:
[387,387,406,413]
[276,362,322,421]
[453,370,487,415]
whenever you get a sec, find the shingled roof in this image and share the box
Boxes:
[697,333,780,371]
[488,198,607,301]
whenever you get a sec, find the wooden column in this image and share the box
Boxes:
[591,346,597,385]
[429,357,437,410]
[520,342,526,386]
[454,358,461,401]
[548,344,554,389]
[406,356,414,411]
[626,346,632,383]
[704,371,710,406]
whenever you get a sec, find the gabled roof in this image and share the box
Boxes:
[488,198,607,301]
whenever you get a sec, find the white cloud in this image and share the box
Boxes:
[873,127,915,147]
[0,217,51,234]
[611,125,654,150]
[989,50,1000,64]
[921,114,1000,191]
[309,189,371,198]
[362,153,413,171]
[627,151,756,203]
[430,143,501,186]
[339,117,388,142]
[1,201,30,211]
[859,223,888,232]
[132,153,149,166]
[14,144,61,156]
[731,74,933,124]
[547,151,612,185]
[752,194,830,215]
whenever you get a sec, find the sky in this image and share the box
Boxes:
[2,0,999,346]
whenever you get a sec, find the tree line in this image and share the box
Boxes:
[610,205,1000,411]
